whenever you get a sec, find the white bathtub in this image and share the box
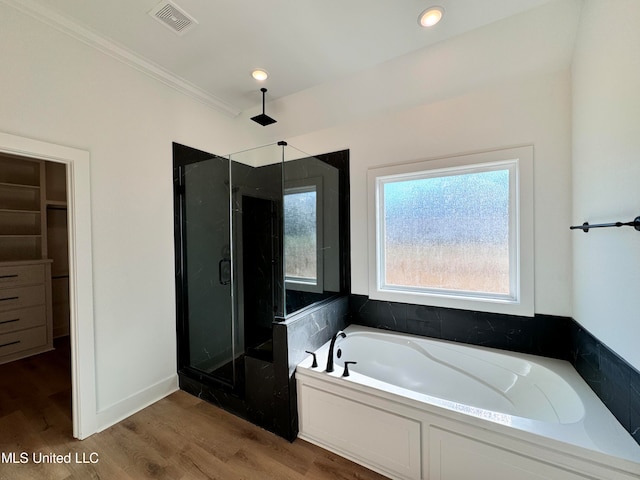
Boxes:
[296,325,640,480]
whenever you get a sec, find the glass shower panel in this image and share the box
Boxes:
[180,153,236,386]
[283,146,342,315]
[229,144,283,359]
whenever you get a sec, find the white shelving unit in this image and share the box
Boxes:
[0,154,68,364]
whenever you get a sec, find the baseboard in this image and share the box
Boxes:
[95,374,179,433]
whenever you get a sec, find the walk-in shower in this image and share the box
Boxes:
[172,141,350,438]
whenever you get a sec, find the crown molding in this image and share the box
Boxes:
[1,0,241,117]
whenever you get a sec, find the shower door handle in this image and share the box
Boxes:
[218,258,231,285]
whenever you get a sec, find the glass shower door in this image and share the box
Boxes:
[175,146,237,387]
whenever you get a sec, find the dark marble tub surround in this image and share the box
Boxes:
[349,294,572,359]
[282,296,350,373]
[348,294,640,446]
[570,324,640,446]
[274,295,349,440]
[632,376,640,445]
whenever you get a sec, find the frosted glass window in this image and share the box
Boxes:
[369,147,534,316]
[284,188,317,283]
[382,167,511,297]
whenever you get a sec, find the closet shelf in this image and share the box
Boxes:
[0,208,41,214]
[0,181,40,189]
[0,234,42,238]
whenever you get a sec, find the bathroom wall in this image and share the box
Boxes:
[0,4,253,432]
[570,0,640,444]
[571,0,640,372]
[286,68,573,318]
[245,2,579,320]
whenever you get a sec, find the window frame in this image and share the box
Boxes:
[367,146,534,316]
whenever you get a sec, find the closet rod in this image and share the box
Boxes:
[569,216,640,233]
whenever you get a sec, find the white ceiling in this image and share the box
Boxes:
[12,0,564,116]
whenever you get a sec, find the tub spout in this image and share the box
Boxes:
[326,331,346,373]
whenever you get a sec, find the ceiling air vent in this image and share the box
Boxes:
[149,1,198,36]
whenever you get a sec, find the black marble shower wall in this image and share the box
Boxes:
[348,294,640,446]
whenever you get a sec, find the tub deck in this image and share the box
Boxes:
[296,325,640,480]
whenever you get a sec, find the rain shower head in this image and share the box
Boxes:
[251,113,277,126]
[251,88,277,126]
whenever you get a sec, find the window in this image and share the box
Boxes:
[368,147,534,316]
[284,178,323,292]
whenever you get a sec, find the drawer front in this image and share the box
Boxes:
[0,326,47,358]
[0,306,46,334]
[0,285,46,312]
[0,264,45,288]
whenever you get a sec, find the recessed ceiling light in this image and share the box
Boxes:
[418,6,444,27]
[251,69,269,81]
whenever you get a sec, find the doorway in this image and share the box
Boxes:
[0,154,72,437]
[0,131,96,439]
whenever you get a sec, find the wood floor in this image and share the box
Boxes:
[0,339,388,480]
